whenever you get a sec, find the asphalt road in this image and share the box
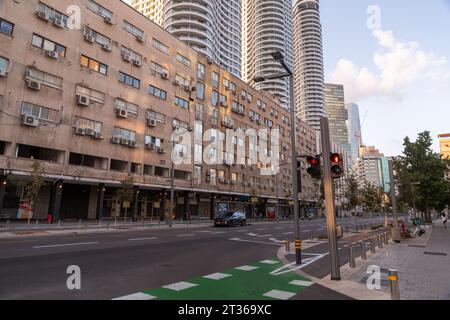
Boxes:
[0,217,385,300]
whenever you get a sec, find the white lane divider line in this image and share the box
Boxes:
[260,260,279,265]
[282,232,294,235]
[263,289,296,300]
[256,234,272,238]
[33,242,98,249]
[203,273,232,280]
[210,231,226,234]
[236,229,249,232]
[289,280,314,287]
[196,231,212,233]
[177,234,195,237]
[163,281,198,291]
[235,265,259,271]
[128,237,158,241]
[113,292,157,300]
[229,238,281,246]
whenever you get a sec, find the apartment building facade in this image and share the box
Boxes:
[0,0,317,222]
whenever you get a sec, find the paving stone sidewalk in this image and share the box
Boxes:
[347,221,450,300]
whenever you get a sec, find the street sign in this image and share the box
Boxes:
[123,201,130,209]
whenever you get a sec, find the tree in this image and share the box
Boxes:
[17,161,46,223]
[394,131,450,220]
[115,173,135,222]
[361,182,384,213]
[343,172,360,211]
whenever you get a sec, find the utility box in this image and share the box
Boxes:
[391,227,401,243]
[336,226,344,239]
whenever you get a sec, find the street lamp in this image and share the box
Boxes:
[254,51,302,265]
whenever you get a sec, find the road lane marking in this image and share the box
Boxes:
[282,232,294,235]
[235,265,259,271]
[203,273,232,280]
[229,238,281,246]
[33,242,98,249]
[269,238,286,244]
[247,233,259,237]
[260,260,279,265]
[256,234,272,238]
[263,289,296,300]
[128,237,158,241]
[210,231,227,234]
[256,228,267,231]
[113,292,157,300]
[163,281,198,291]
[177,234,195,237]
[289,280,314,287]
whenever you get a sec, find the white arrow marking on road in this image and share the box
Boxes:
[33,242,98,249]
[247,233,259,237]
[270,253,329,275]
[229,238,281,246]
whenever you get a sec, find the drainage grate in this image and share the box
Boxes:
[424,252,447,256]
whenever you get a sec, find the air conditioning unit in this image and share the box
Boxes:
[136,34,144,43]
[179,151,184,158]
[270,110,275,116]
[206,57,213,64]
[111,136,121,144]
[157,147,166,154]
[104,16,113,24]
[22,114,39,127]
[231,180,236,185]
[172,120,179,130]
[160,72,169,80]
[231,89,237,95]
[129,141,137,148]
[102,43,112,52]
[84,32,95,43]
[121,138,129,146]
[74,127,86,135]
[206,176,211,182]
[85,128,94,136]
[94,132,103,140]
[147,118,157,127]
[122,52,131,62]
[77,94,90,106]
[220,101,228,107]
[250,116,255,122]
[172,80,180,86]
[116,108,128,118]
[35,9,48,21]
[45,50,58,59]
[218,177,225,183]
[26,80,41,91]
[133,59,142,67]
[147,143,156,150]
[183,85,191,92]
[224,85,230,91]
[53,19,65,28]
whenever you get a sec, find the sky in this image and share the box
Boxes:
[321,0,450,156]
[123,0,450,156]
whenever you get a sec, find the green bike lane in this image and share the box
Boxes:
[114,259,314,300]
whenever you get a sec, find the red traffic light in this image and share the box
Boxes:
[307,156,318,166]
[330,153,342,164]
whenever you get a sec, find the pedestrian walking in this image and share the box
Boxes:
[442,206,449,229]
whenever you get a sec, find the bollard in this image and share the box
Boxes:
[388,269,400,300]
[360,240,367,260]
[285,240,290,253]
[370,237,376,254]
[385,232,389,245]
[349,245,356,268]
[378,234,383,248]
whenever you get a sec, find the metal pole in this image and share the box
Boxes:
[288,73,301,265]
[169,149,175,228]
[275,173,279,220]
[349,245,356,268]
[388,269,400,300]
[360,241,367,260]
[370,237,376,254]
[320,118,340,280]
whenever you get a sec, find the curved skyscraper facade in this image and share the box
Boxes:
[293,0,326,129]
[132,0,241,77]
[242,0,293,110]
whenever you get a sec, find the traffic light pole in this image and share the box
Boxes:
[320,118,341,280]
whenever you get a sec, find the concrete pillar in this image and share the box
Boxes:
[132,186,139,221]
[210,193,215,220]
[0,175,6,215]
[160,189,166,221]
[51,181,63,223]
[96,183,105,220]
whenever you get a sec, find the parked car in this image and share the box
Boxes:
[214,211,247,227]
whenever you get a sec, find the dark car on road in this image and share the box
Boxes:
[214,211,247,227]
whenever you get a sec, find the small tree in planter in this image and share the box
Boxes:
[18,161,46,224]
[115,173,135,223]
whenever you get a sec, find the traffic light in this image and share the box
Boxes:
[330,153,345,179]
[296,160,302,193]
[306,155,321,179]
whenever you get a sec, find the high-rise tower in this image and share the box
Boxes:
[293,0,326,129]
[132,0,242,77]
[242,0,293,110]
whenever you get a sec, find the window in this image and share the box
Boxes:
[145,135,164,147]
[196,83,205,100]
[212,90,219,106]
[0,18,14,36]
[264,118,273,128]
[152,38,169,54]
[211,107,218,126]
[114,98,139,116]
[223,78,230,90]
[32,34,66,58]
[146,110,166,124]
[175,74,190,87]
[75,84,105,104]
[83,26,112,46]
[72,116,102,133]
[174,96,189,109]
[194,165,202,183]
[113,127,137,142]
[212,72,219,89]
[209,169,217,185]
[87,0,113,20]
[119,72,140,89]
[194,122,203,141]
[80,55,108,75]
[21,102,59,122]
[173,119,189,131]
[198,63,205,80]
[150,61,168,76]
[148,85,167,100]
[176,53,191,68]
[25,67,63,90]
[0,56,10,74]
[195,103,205,121]
[194,144,203,164]
[36,2,69,27]
[230,82,237,93]
[122,20,144,39]
[121,46,142,63]
[247,93,253,103]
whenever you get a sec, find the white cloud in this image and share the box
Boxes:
[328,29,449,102]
